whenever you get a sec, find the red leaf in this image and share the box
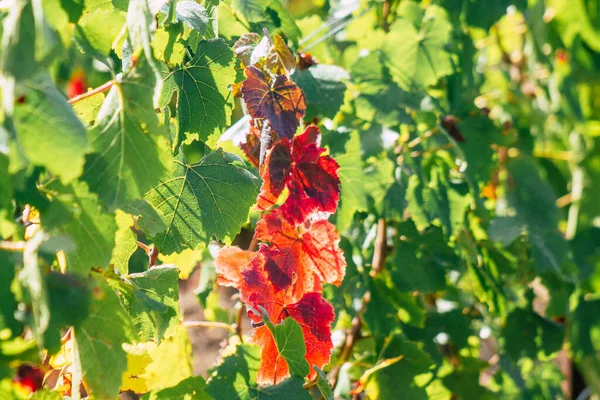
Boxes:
[250,292,335,385]
[241,66,306,139]
[214,246,256,287]
[257,125,341,224]
[240,124,261,168]
[257,140,292,211]
[254,209,346,300]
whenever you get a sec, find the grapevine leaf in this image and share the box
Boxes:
[231,0,301,44]
[82,54,173,210]
[75,275,133,400]
[205,343,310,399]
[505,157,571,275]
[141,376,210,400]
[335,130,367,232]
[121,265,181,343]
[363,334,433,400]
[257,126,340,224]
[263,316,310,379]
[389,222,448,293]
[382,5,453,89]
[214,246,255,287]
[144,149,260,255]
[241,66,306,139]
[226,253,335,385]
[292,64,348,119]
[77,8,126,57]
[502,308,564,360]
[351,51,418,125]
[0,251,23,336]
[167,38,237,145]
[110,209,137,275]
[175,1,209,34]
[233,33,269,66]
[1,0,36,81]
[255,208,346,299]
[127,0,164,106]
[13,77,88,183]
[44,181,117,274]
[265,35,295,75]
[314,366,333,400]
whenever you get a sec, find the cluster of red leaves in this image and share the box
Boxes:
[215,33,345,387]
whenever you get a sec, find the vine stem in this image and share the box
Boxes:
[329,218,387,390]
[0,240,25,251]
[67,80,114,104]
[183,320,236,333]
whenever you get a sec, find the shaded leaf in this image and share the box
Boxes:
[241,66,306,139]
[13,78,88,183]
[83,54,173,210]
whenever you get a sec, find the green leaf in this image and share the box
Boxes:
[232,0,301,44]
[405,155,470,236]
[389,222,450,293]
[30,389,64,400]
[144,149,259,255]
[123,265,181,343]
[351,51,418,125]
[264,316,310,378]
[571,296,600,359]
[175,1,209,34]
[44,181,117,274]
[13,78,88,183]
[205,343,310,400]
[505,157,570,275]
[77,8,125,57]
[166,38,237,145]
[314,366,333,400]
[1,0,36,81]
[0,251,23,336]
[127,0,164,107]
[363,156,395,215]
[19,230,51,346]
[82,54,173,210]
[456,115,503,193]
[502,308,564,360]
[363,334,433,400]
[141,376,210,400]
[335,130,367,231]
[110,209,137,275]
[74,275,132,400]
[58,0,85,23]
[382,4,453,89]
[292,64,348,119]
[465,0,526,31]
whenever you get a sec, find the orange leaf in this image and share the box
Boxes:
[255,209,346,300]
[214,246,256,287]
[250,292,335,385]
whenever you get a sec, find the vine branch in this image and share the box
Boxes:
[67,80,114,104]
[329,218,388,389]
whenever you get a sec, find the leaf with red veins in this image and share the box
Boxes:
[241,66,306,139]
[254,209,346,299]
[282,154,340,224]
[257,125,341,223]
[251,292,335,386]
[240,124,261,168]
[214,246,256,287]
[239,252,287,322]
[257,140,293,211]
